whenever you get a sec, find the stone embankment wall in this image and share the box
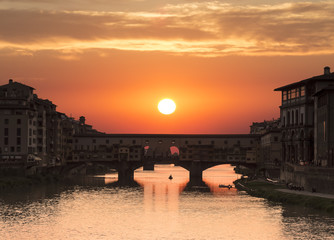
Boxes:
[281,164,334,194]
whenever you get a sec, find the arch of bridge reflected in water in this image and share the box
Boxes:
[1,164,334,240]
[104,164,240,210]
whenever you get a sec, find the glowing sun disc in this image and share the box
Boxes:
[158,99,176,115]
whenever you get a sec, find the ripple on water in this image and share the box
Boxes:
[0,165,333,240]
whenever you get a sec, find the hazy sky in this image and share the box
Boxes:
[1,0,333,133]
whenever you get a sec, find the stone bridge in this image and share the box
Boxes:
[69,134,260,184]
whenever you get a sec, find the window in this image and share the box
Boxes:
[106,139,109,144]
[10,147,14,152]
[132,140,136,144]
[211,141,215,144]
[92,139,96,143]
[120,140,123,144]
[17,146,21,152]
[198,141,201,144]
[17,137,21,145]
[282,91,287,101]
[324,121,326,142]
[291,89,296,99]
[301,86,305,96]
[29,128,32,136]
[318,94,328,108]
[4,119,8,124]
[185,141,188,144]
[224,140,228,144]
[274,137,278,142]
[4,128,8,136]
[301,113,304,125]
[4,137,8,145]
[17,128,21,136]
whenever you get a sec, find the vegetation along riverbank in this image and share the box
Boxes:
[234,179,334,215]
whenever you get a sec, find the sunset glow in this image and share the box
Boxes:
[0,0,333,134]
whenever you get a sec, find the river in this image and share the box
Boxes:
[0,165,333,240]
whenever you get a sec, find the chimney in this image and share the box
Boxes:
[324,66,330,75]
[79,116,86,125]
[9,79,13,84]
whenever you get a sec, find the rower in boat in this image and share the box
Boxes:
[219,184,232,189]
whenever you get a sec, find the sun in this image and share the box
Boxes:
[158,99,176,115]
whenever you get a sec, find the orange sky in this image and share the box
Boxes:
[0,0,334,134]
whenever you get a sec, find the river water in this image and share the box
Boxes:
[0,165,333,240]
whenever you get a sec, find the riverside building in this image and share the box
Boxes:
[275,66,334,192]
[0,79,97,175]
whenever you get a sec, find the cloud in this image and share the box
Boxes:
[0,1,333,56]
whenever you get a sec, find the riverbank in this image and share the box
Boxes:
[234,179,334,215]
[0,173,60,191]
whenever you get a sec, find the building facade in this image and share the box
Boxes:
[275,66,334,167]
[0,79,99,174]
[314,86,334,167]
[275,66,334,192]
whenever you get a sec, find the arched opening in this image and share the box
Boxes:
[170,146,179,159]
[203,164,241,193]
[134,164,189,190]
[300,130,305,162]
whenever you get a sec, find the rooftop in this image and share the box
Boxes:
[0,79,35,90]
[274,66,334,91]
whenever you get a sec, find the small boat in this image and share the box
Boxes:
[169,174,173,180]
[219,184,232,189]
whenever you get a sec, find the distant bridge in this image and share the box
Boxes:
[69,134,260,184]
